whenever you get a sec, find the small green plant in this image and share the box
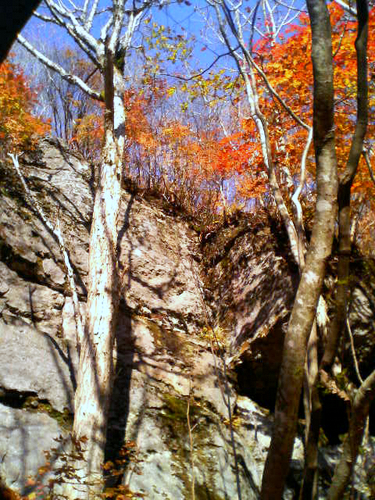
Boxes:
[334,369,350,393]
[198,325,227,354]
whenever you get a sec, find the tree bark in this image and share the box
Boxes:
[327,369,375,500]
[317,3,369,498]
[261,0,338,497]
[300,321,321,500]
[301,2,368,496]
[321,0,368,372]
[62,53,126,500]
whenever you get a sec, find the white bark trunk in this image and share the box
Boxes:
[15,3,150,498]
[61,64,125,498]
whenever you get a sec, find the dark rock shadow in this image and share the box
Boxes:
[104,194,136,485]
[235,317,288,411]
[104,300,134,480]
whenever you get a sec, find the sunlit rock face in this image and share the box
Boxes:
[0,138,373,499]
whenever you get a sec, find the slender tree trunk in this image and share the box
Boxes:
[261,0,338,497]
[300,321,321,500]
[62,54,126,499]
[327,369,375,500]
[301,2,368,497]
[321,0,368,372]
[301,385,321,499]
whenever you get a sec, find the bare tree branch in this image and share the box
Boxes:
[159,49,238,81]
[363,148,375,185]
[347,317,364,385]
[33,10,61,25]
[85,0,100,30]
[45,0,101,57]
[292,126,313,265]
[334,0,358,16]
[17,34,103,101]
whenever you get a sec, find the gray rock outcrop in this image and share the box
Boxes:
[0,138,374,498]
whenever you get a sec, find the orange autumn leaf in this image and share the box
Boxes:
[0,60,49,156]
[219,3,375,205]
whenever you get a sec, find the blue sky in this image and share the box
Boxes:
[17,0,308,86]
[19,0,304,75]
[20,1,214,57]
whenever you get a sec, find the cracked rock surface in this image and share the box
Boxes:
[1,139,373,498]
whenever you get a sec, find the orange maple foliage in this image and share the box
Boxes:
[0,60,49,157]
[214,4,375,210]
[71,78,222,213]
[71,84,162,163]
[213,127,268,200]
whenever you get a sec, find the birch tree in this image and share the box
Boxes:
[205,0,307,268]
[17,1,162,496]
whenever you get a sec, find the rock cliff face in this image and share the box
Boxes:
[0,139,374,499]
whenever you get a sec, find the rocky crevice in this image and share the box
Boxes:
[0,141,374,498]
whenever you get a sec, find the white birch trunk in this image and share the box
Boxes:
[61,64,125,499]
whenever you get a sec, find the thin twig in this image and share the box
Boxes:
[363,149,375,186]
[187,378,195,500]
[190,258,242,500]
[346,317,363,385]
[159,49,238,82]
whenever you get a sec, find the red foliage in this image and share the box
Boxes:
[0,60,49,156]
